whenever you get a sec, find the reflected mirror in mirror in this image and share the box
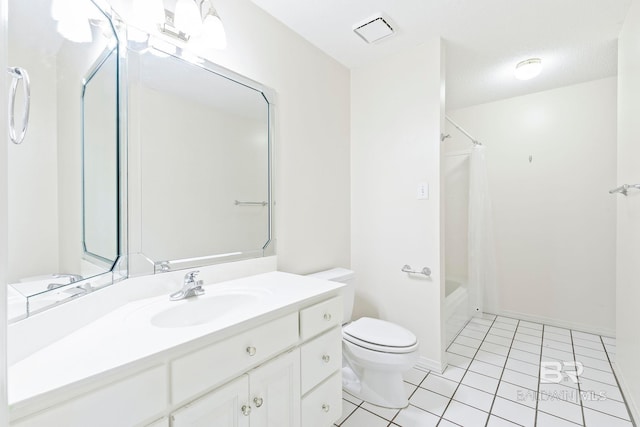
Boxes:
[7,0,121,321]
[128,47,273,272]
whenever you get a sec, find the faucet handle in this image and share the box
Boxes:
[184,270,200,282]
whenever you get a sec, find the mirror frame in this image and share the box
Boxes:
[127,42,276,276]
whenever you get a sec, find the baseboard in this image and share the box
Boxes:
[612,361,640,425]
[416,355,446,374]
[496,309,615,338]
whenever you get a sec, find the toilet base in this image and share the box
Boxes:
[342,366,410,409]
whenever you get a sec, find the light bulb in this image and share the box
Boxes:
[57,18,93,43]
[175,0,202,35]
[201,13,226,49]
[514,58,542,81]
[132,0,165,28]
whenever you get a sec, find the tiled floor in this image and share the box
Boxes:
[334,314,635,427]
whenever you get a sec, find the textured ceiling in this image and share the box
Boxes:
[250,0,631,109]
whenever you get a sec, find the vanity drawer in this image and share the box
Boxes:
[301,372,342,427]
[301,326,342,394]
[299,296,342,341]
[171,312,298,404]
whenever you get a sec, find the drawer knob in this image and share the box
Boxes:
[246,346,257,356]
[322,403,330,413]
[241,405,252,416]
[254,396,264,407]
[322,354,331,363]
[323,313,332,321]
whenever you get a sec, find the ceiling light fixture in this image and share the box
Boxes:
[514,58,542,80]
[353,15,395,44]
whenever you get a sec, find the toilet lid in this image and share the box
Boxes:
[343,317,418,352]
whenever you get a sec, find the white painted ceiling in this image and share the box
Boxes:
[250,0,631,109]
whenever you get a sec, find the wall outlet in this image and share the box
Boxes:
[417,182,429,200]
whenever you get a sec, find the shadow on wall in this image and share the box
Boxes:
[354,294,381,320]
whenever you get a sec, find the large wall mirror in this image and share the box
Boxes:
[7,0,122,321]
[127,44,274,274]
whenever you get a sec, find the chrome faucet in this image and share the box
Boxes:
[170,270,205,301]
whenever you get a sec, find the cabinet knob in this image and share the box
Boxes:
[322,354,331,363]
[323,313,332,321]
[322,403,330,413]
[246,346,257,356]
[241,405,252,416]
[253,396,264,408]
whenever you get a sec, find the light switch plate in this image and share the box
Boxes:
[417,182,429,200]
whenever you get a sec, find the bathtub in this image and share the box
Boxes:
[444,278,471,346]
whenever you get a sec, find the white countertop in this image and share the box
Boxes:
[8,271,343,414]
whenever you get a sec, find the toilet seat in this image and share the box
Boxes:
[343,317,418,354]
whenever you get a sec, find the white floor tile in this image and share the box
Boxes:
[539,382,581,404]
[572,331,601,343]
[465,323,491,334]
[469,359,504,379]
[519,321,543,330]
[542,347,574,362]
[538,394,584,424]
[544,331,572,344]
[492,323,518,333]
[575,353,613,372]
[601,336,616,346]
[409,387,450,416]
[501,368,539,390]
[420,373,458,398]
[491,396,536,427]
[582,407,634,427]
[360,402,399,421]
[573,337,605,351]
[542,339,573,353]
[404,381,418,397]
[536,411,583,426]
[515,332,542,345]
[343,390,363,405]
[336,400,358,425]
[448,342,477,358]
[487,415,521,426]
[579,376,624,402]
[435,419,459,427]
[475,349,507,367]
[453,384,495,412]
[434,365,466,383]
[392,405,439,427]
[460,328,488,340]
[485,334,513,347]
[518,326,543,338]
[505,357,539,378]
[461,370,499,394]
[545,326,571,337]
[470,317,495,327]
[495,316,519,325]
[480,341,510,356]
[581,394,631,420]
[454,335,482,349]
[489,327,516,339]
[512,340,542,355]
[442,400,489,427]
[403,367,428,386]
[579,367,617,385]
[508,348,541,365]
[497,380,537,408]
[340,407,389,427]
[446,351,473,369]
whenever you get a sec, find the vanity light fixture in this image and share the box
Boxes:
[50,0,93,43]
[160,0,227,49]
[514,58,543,80]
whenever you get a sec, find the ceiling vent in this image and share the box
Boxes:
[353,16,395,44]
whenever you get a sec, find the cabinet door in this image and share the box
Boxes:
[171,376,250,427]
[249,348,301,427]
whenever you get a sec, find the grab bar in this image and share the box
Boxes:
[234,200,267,206]
[7,67,31,145]
[609,184,640,196]
[401,264,431,277]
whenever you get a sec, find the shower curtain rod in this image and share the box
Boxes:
[445,116,482,146]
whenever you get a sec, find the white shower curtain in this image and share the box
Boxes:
[468,145,498,316]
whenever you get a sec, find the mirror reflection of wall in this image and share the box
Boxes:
[128,49,272,271]
[7,0,120,319]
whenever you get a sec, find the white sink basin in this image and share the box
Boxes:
[150,291,264,328]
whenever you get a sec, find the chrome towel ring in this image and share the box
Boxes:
[7,66,31,145]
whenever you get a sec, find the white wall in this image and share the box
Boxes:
[110,0,351,274]
[447,77,617,335]
[615,0,640,421]
[351,41,445,370]
[443,152,470,283]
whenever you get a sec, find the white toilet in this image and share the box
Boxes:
[309,268,420,409]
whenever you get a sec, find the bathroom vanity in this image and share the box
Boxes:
[9,271,344,426]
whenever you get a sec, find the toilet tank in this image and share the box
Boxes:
[307,268,355,323]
